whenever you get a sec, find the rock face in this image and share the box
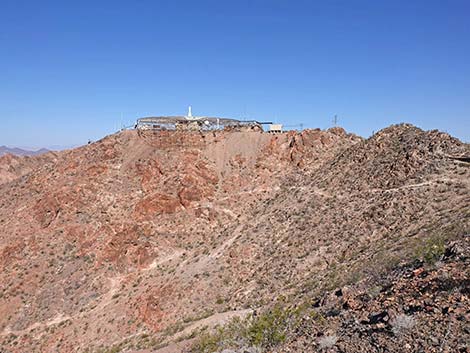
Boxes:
[0,125,468,353]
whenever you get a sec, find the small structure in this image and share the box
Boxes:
[268,124,283,133]
[187,106,193,119]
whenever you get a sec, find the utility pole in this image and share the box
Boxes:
[333,115,338,127]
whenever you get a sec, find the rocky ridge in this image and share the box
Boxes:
[0,124,468,353]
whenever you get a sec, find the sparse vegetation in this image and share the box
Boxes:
[1,124,468,352]
[419,235,446,265]
[193,304,314,352]
[391,314,416,336]
[318,335,338,350]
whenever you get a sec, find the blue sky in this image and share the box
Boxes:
[1,0,469,148]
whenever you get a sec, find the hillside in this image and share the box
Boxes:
[0,152,58,185]
[0,125,468,353]
[0,146,55,185]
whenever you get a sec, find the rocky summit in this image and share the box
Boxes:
[0,124,468,353]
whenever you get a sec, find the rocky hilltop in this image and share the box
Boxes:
[0,125,468,353]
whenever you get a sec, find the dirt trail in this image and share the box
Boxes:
[173,309,253,341]
[377,177,467,193]
[209,223,244,259]
[144,249,185,271]
[1,313,71,337]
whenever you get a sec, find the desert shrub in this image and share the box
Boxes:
[244,306,290,347]
[318,335,338,350]
[193,305,303,353]
[391,314,415,336]
[416,235,445,265]
[220,348,261,353]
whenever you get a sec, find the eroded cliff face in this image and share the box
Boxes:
[0,127,362,352]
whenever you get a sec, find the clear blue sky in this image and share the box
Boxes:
[1,0,469,148]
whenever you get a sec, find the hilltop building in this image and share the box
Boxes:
[135,107,280,132]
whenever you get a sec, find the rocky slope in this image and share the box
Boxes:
[0,152,58,185]
[0,124,468,353]
[0,127,358,353]
[271,238,470,353]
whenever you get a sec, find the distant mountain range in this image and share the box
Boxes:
[0,145,50,157]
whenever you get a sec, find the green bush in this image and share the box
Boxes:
[245,306,289,347]
[416,235,445,264]
[193,304,304,353]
